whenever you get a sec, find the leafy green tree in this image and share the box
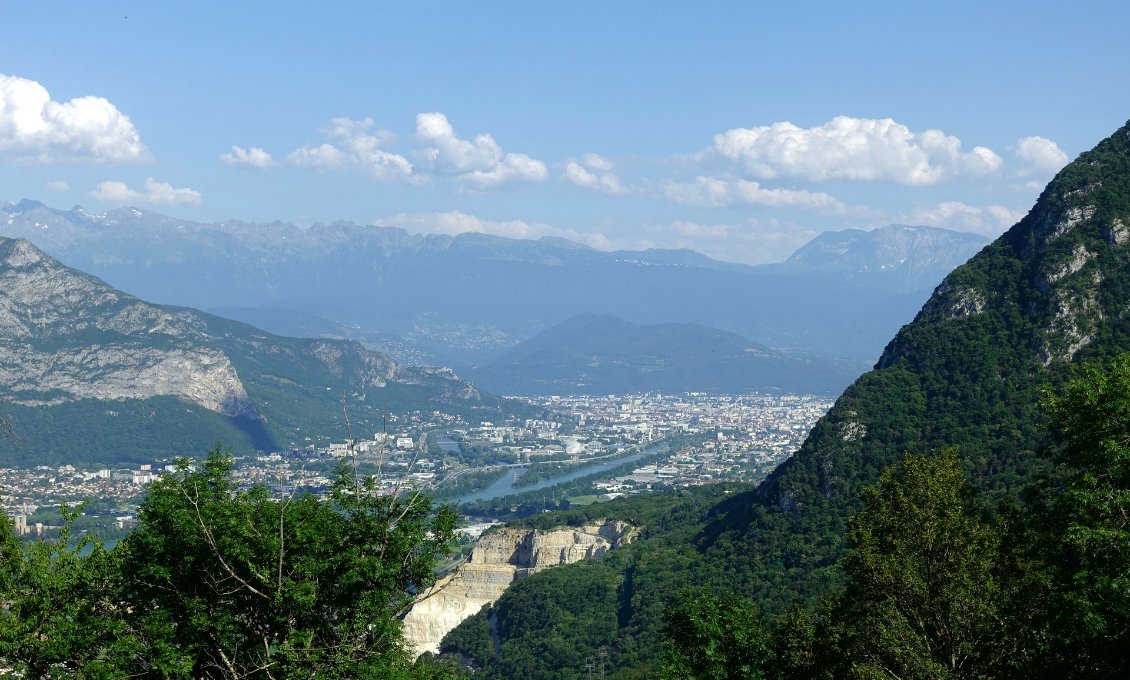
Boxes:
[833,451,1008,679]
[1039,354,1130,673]
[0,506,141,676]
[660,590,773,680]
[118,444,459,678]
[769,604,826,680]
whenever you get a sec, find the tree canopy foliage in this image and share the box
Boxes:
[832,451,1011,679]
[1036,353,1130,674]
[0,445,460,678]
[660,590,773,680]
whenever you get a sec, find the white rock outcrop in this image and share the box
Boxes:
[0,345,256,416]
[402,520,632,658]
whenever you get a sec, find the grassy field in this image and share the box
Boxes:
[566,494,603,506]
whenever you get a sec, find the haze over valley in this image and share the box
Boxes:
[0,201,987,380]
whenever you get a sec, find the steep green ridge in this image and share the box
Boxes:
[0,238,524,465]
[440,120,1130,676]
[466,313,858,396]
[712,117,1130,601]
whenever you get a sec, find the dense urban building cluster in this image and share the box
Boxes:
[531,392,832,493]
[1,392,831,531]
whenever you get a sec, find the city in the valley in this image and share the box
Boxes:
[2,391,831,537]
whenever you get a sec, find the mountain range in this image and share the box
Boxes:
[0,238,519,465]
[0,204,986,370]
[0,215,990,462]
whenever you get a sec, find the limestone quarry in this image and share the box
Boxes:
[402,519,634,658]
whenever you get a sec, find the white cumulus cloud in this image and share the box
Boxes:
[1015,135,1069,177]
[563,153,627,194]
[288,143,347,170]
[415,112,547,189]
[708,116,1002,185]
[221,145,275,168]
[376,210,612,250]
[90,178,202,206]
[900,201,1026,237]
[45,180,70,192]
[662,176,846,213]
[0,74,148,163]
[90,180,136,203]
[288,117,415,181]
[637,218,819,265]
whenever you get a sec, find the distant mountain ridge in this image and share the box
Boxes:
[0,238,519,465]
[466,313,857,395]
[765,223,989,292]
[0,199,748,272]
[0,202,936,366]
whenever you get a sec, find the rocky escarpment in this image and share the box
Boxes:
[0,235,528,463]
[402,520,633,658]
[0,238,259,417]
[0,345,254,416]
[879,123,1130,371]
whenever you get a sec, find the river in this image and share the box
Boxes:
[450,441,668,506]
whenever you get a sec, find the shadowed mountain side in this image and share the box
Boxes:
[206,306,452,367]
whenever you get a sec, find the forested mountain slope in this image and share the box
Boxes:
[710,117,1130,602]
[440,120,1130,677]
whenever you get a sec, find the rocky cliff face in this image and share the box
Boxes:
[0,238,258,417]
[880,124,1130,371]
[773,224,988,292]
[0,345,254,415]
[402,520,632,658]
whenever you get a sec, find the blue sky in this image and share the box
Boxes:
[2,1,1129,264]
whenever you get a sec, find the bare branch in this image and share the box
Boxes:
[181,485,271,601]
